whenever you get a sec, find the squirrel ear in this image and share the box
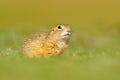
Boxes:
[52,28,54,31]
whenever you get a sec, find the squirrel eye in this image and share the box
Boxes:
[57,25,62,29]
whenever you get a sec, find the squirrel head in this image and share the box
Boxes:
[49,24,72,42]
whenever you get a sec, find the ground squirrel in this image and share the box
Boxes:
[22,24,72,58]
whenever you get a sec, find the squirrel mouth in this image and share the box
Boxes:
[64,33,71,36]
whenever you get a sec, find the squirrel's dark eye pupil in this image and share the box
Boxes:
[58,26,62,29]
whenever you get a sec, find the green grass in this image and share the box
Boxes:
[0,26,120,80]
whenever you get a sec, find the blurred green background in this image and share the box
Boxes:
[0,0,120,80]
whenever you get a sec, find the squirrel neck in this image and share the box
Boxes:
[46,35,68,50]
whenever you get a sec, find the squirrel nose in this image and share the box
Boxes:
[67,30,71,33]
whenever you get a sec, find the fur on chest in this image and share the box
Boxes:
[44,40,67,55]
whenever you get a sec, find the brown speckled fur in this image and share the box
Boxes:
[22,24,71,58]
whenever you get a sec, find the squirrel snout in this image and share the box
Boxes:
[67,30,72,34]
[65,30,72,36]
[66,29,72,33]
